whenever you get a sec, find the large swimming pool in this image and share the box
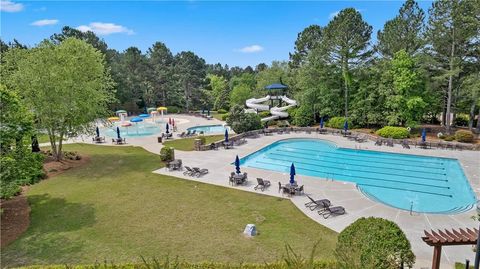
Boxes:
[240,139,476,214]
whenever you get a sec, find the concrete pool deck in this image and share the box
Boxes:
[62,114,479,268]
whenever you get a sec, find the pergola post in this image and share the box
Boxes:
[432,245,442,269]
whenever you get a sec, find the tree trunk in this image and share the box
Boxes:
[445,28,455,134]
[342,58,349,118]
[468,102,476,130]
[48,128,58,160]
[57,132,64,161]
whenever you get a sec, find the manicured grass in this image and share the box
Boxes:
[456,262,473,269]
[1,144,337,267]
[211,112,227,121]
[163,135,225,151]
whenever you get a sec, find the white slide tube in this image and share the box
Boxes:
[261,96,297,122]
[245,95,270,112]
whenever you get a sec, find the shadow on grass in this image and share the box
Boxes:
[1,194,96,267]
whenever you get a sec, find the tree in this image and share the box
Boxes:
[256,61,293,94]
[230,83,252,107]
[385,50,427,126]
[0,85,44,199]
[146,42,174,106]
[50,26,108,55]
[174,51,206,111]
[377,0,425,58]
[323,8,373,119]
[206,74,229,110]
[289,25,323,68]
[335,217,415,269]
[426,0,478,133]
[8,38,114,160]
[226,105,262,133]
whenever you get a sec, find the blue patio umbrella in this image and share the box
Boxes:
[290,163,296,184]
[344,120,349,132]
[224,129,229,142]
[116,127,121,139]
[166,123,170,134]
[319,117,324,129]
[207,109,210,116]
[235,155,241,174]
[130,117,143,123]
[422,128,426,142]
[139,114,150,118]
[96,126,100,137]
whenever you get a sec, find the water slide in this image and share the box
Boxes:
[245,95,271,113]
[261,96,297,122]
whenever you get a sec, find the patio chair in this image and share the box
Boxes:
[254,178,271,191]
[320,206,346,219]
[375,139,383,146]
[185,130,191,137]
[183,166,194,176]
[196,168,209,177]
[191,130,197,136]
[209,143,218,150]
[386,138,394,147]
[177,132,186,138]
[229,172,235,185]
[242,172,248,183]
[295,185,304,196]
[305,195,331,211]
[401,140,410,149]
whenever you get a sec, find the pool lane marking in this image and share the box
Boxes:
[269,151,448,176]
[254,160,451,191]
[266,153,448,182]
[281,146,445,166]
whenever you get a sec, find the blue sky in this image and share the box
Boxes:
[1,0,432,67]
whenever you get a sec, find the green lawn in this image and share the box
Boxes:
[1,144,337,267]
[163,135,225,151]
[211,112,227,121]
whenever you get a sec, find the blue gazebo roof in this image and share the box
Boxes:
[265,83,288,90]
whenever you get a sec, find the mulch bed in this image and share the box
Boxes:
[0,155,89,248]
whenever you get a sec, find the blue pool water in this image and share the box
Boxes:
[240,139,476,214]
[103,122,161,138]
[187,124,229,134]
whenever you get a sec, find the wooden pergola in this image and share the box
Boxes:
[422,228,478,269]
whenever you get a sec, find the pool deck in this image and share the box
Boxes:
[62,114,479,268]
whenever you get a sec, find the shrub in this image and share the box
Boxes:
[221,113,229,121]
[375,126,410,139]
[258,111,271,118]
[277,120,290,128]
[444,135,455,141]
[294,105,314,127]
[166,106,180,114]
[453,114,469,127]
[326,117,346,129]
[455,130,474,143]
[227,105,262,133]
[217,108,227,114]
[160,147,175,162]
[336,217,415,269]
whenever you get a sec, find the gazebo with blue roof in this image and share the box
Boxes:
[265,83,288,108]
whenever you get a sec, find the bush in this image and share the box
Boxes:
[277,120,290,128]
[326,117,346,129]
[166,106,180,114]
[453,114,469,127]
[226,105,262,134]
[294,105,314,127]
[375,126,410,139]
[258,111,271,118]
[217,108,227,114]
[160,147,175,162]
[455,130,474,143]
[444,135,455,141]
[221,113,229,121]
[336,217,415,269]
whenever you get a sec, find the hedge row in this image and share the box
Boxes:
[375,126,410,139]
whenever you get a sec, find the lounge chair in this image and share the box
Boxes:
[177,132,186,138]
[386,138,394,147]
[191,167,201,176]
[375,139,383,146]
[229,172,235,185]
[401,140,410,149]
[183,166,194,176]
[254,178,271,191]
[185,130,191,137]
[305,195,331,211]
[295,185,304,196]
[196,168,209,177]
[320,206,346,219]
[355,135,367,143]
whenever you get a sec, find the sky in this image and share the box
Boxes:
[1,0,433,67]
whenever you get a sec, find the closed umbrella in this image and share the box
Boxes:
[235,155,241,174]
[96,126,100,137]
[344,120,348,132]
[422,128,426,142]
[166,123,170,134]
[224,129,229,142]
[207,109,210,116]
[290,163,296,184]
[169,118,172,125]
[116,127,121,139]
[320,117,324,129]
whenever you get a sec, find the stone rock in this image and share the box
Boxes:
[243,224,256,236]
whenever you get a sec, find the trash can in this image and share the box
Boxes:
[158,137,162,143]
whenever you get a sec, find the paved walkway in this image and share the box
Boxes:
[60,114,479,268]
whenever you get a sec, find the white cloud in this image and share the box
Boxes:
[76,22,134,36]
[0,0,24,12]
[237,45,264,53]
[31,19,58,26]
